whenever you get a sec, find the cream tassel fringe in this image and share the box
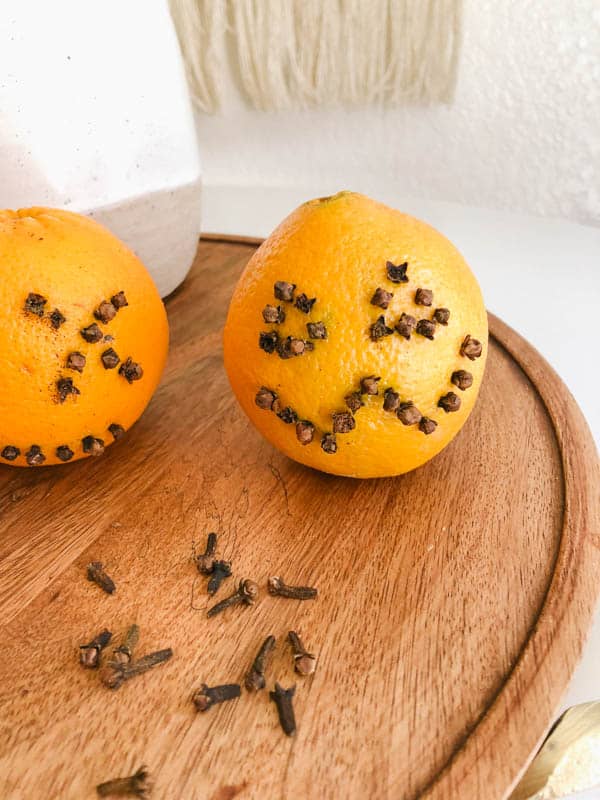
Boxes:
[171,0,463,112]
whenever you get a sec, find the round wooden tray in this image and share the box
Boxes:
[0,237,598,800]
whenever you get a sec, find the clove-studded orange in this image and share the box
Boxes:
[0,207,169,467]
[224,192,488,479]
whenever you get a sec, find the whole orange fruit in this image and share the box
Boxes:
[224,192,487,478]
[0,208,169,467]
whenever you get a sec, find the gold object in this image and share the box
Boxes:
[511,702,600,800]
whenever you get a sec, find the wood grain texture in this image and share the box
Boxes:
[0,238,598,800]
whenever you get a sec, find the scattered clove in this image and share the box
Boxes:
[87,561,116,594]
[255,386,278,410]
[395,312,416,340]
[101,348,120,369]
[262,304,285,324]
[433,308,450,325]
[24,292,47,316]
[451,369,473,391]
[96,765,152,799]
[56,445,74,462]
[259,331,279,354]
[245,635,276,692]
[438,392,461,413]
[79,628,112,669]
[66,351,86,373]
[119,357,144,383]
[196,532,218,575]
[108,423,126,440]
[383,388,400,412]
[332,411,355,434]
[1,445,20,461]
[25,445,45,466]
[369,315,393,341]
[111,624,140,665]
[321,432,337,454]
[94,301,117,324]
[294,293,316,314]
[207,579,259,618]
[48,309,66,329]
[345,391,364,413]
[461,334,483,360]
[416,319,436,340]
[268,576,317,600]
[397,402,422,426]
[192,683,241,712]
[306,321,327,339]
[288,338,306,356]
[386,261,408,283]
[82,435,105,456]
[288,631,317,676]
[419,417,438,435]
[296,420,315,445]
[415,288,433,306]
[270,683,297,736]
[276,336,308,359]
[277,406,298,424]
[207,561,232,596]
[102,648,173,690]
[110,291,128,309]
[81,323,103,343]
[360,375,380,395]
[274,281,296,302]
[370,287,393,309]
[57,377,80,403]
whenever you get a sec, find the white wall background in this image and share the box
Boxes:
[195,0,600,226]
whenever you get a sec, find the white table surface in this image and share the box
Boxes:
[202,184,600,715]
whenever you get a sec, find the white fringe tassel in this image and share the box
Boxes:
[171,0,463,112]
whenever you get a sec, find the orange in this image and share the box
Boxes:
[224,192,487,478]
[0,207,169,467]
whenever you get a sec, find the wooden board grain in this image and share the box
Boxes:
[0,237,598,800]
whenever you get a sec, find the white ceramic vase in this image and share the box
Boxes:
[0,0,202,297]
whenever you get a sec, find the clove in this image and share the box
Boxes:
[461,334,483,360]
[192,683,241,712]
[268,576,317,600]
[119,357,144,383]
[111,291,128,309]
[48,309,66,329]
[255,386,278,410]
[196,532,218,575]
[245,635,276,691]
[438,392,461,413]
[274,281,296,302]
[207,579,259,618]
[288,631,317,676]
[320,432,337,454]
[270,683,297,736]
[395,312,416,340]
[451,369,473,391]
[277,406,298,424]
[207,561,232,596]
[262,305,285,324]
[57,377,81,403]
[386,261,408,283]
[369,315,393,341]
[259,331,279,354]
[360,375,380,395]
[111,624,140,665]
[66,351,86,373]
[82,436,105,456]
[370,287,393,309]
[80,323,103,343]
[416,319,436,340]
[96,765,152,799]
[419,417,438,435]
[79,628,112,669]
[101,648,173,690]
[101,348,120,369]
[433,308,450,325]
[25,445,45,466]
[56,445,74,462]
[294,293,316,314]
[295,420,315,445]
[345,391,364,413]
[1,446,20,461]
[415,288,433,306]
[24,292,47,316]
[397,402,422,426]
[108,423,126,440]
[306,321,327,339]
[383,388,400,412]
[87,561,116,594]
[94,301,117,324]
[332,411,355,434]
